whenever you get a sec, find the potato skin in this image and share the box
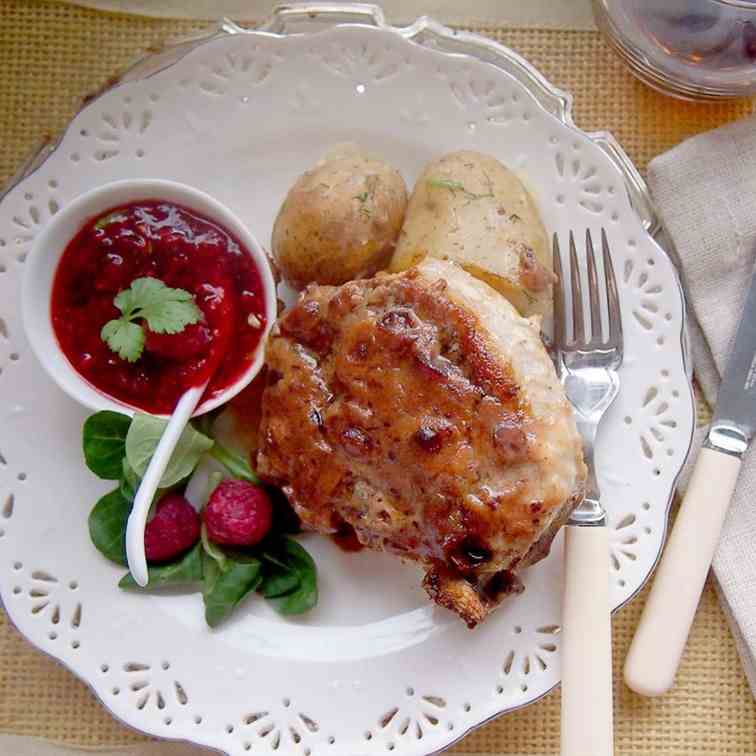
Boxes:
[390,151,552,318]
[272,155,407,288]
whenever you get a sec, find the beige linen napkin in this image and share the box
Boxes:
[647,113,756,697]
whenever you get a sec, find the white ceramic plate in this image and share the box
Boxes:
[0,6,695,756]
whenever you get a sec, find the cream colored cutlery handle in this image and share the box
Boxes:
[624,446,741,697]
[561,524,614,756]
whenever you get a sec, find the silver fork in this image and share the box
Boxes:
[554,229,622,756]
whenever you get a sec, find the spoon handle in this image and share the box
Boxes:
[125,384,206,587]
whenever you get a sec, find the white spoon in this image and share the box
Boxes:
[125,382,208,587]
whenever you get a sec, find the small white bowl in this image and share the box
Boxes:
[22,179,277,417]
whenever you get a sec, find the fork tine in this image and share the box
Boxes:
[602,228,622,347]
[569,231,585,345]
[552,233,565,349]
[585,230,602,344]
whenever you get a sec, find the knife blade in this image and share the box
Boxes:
[707,267,756,453]
[624,267,756,697]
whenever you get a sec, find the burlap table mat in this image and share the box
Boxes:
[1,1,756,753]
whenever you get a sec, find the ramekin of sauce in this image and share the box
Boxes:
[23,180,277,416]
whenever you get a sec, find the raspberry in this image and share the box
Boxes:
[204,480,273,547]
[145,322,212,361]
[144,493,200,563]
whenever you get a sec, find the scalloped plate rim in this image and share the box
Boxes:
[0,7,696,756]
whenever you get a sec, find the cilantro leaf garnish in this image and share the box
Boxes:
[101,277,202,363]
[101,320,145,363]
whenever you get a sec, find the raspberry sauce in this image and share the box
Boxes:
[51,201,267,414]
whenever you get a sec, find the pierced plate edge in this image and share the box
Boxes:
[0,4,697,753]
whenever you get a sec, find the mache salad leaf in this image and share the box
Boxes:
[125,413,214,489]
[88,488,131,566]
[82,410,132,480]
[202,554,262,628]
[260,538,318,615]
[119,542,204,590]
[119,458,141,502]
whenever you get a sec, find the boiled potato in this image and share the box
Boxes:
[271,150,407,288]
[390,151,552,318]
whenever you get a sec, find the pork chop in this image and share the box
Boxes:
[256,259,586,626]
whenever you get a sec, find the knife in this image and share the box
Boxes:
[624,266,756,697]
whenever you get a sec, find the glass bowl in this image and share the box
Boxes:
[593,0,756,99]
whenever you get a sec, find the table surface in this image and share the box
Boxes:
[1,1,756,754]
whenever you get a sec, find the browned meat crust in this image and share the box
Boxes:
[257,264,584,626]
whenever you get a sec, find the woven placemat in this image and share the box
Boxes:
[1,1,756,754]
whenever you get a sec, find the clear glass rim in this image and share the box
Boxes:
[714,0,756,9]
